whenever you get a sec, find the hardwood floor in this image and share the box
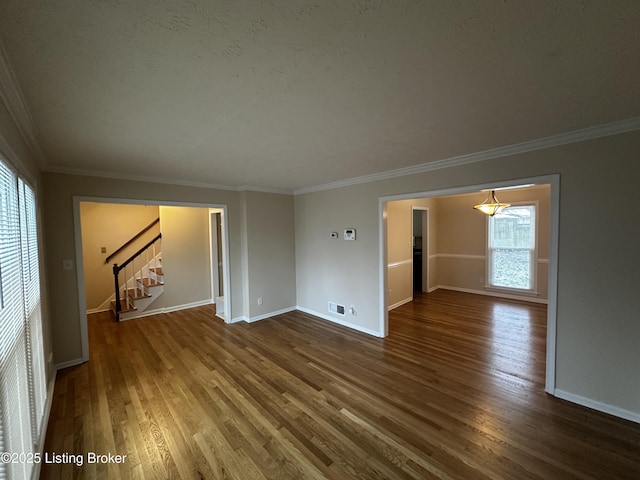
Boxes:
[41,290,640,479]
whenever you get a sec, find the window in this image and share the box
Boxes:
[0,157,47,480]
[487,204,537,292]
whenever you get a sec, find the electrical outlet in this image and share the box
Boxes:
[257,297,263,306]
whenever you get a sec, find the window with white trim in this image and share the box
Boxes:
[487,204,537,293]
[0,157,47,480]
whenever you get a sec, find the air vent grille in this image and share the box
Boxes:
[328,302,345,316]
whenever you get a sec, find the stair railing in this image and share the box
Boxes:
[105,218,160,264]
[113,233,162,320]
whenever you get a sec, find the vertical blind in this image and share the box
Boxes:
[0,158,47,480]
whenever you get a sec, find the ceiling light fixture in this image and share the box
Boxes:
[473,190,511,216]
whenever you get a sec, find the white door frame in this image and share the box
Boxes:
[209,210,221,300]
[208,208,231,322]
[378,174,560,394]
[73,197,233,363]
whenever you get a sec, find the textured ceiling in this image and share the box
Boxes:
[1,1,639,192]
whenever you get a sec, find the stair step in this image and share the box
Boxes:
[111,299,137,313]
[149,267,163,275]
[139,277,164,287]
[127,287,151,300]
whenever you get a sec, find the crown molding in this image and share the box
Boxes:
[46,114,640,197]
[44,165,241,191]
[237,185,293,195]
[0,38,47,169]
[0,131,29,179]
[44,165,294,195]
[293,116,640,195]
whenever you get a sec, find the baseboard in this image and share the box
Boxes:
[433,285,548,304]
[554,389,640,424]
[245,306,297,323]
[161,299,213,314]
[94,294,116,313]
[119,299,214,321]
[388,297,412,311]
[54,357,85,371]
[296,306,383,337]
[32,373,57,480]
[86,307,111,314]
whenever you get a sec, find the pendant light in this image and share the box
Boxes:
[473,190,510,216]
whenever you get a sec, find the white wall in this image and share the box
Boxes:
[155,206,212,310]
[295,130,640,419]
[242,191,297,320]
[295,185,380,334]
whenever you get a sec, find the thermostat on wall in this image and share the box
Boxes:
[344,228,356,241]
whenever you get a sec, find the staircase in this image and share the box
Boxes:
[111,232,164,321]
[111,261,164,321]
[111,260,164,321]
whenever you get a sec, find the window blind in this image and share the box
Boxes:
[0,159,47,480]
[19,179,46,443]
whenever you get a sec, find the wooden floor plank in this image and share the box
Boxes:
[41,291,640,479]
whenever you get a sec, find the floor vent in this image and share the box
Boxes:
[328,302,345,316]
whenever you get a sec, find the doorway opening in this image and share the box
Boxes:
[412,207,428,294]
[379,174,560,394]
[73,197,232,362]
